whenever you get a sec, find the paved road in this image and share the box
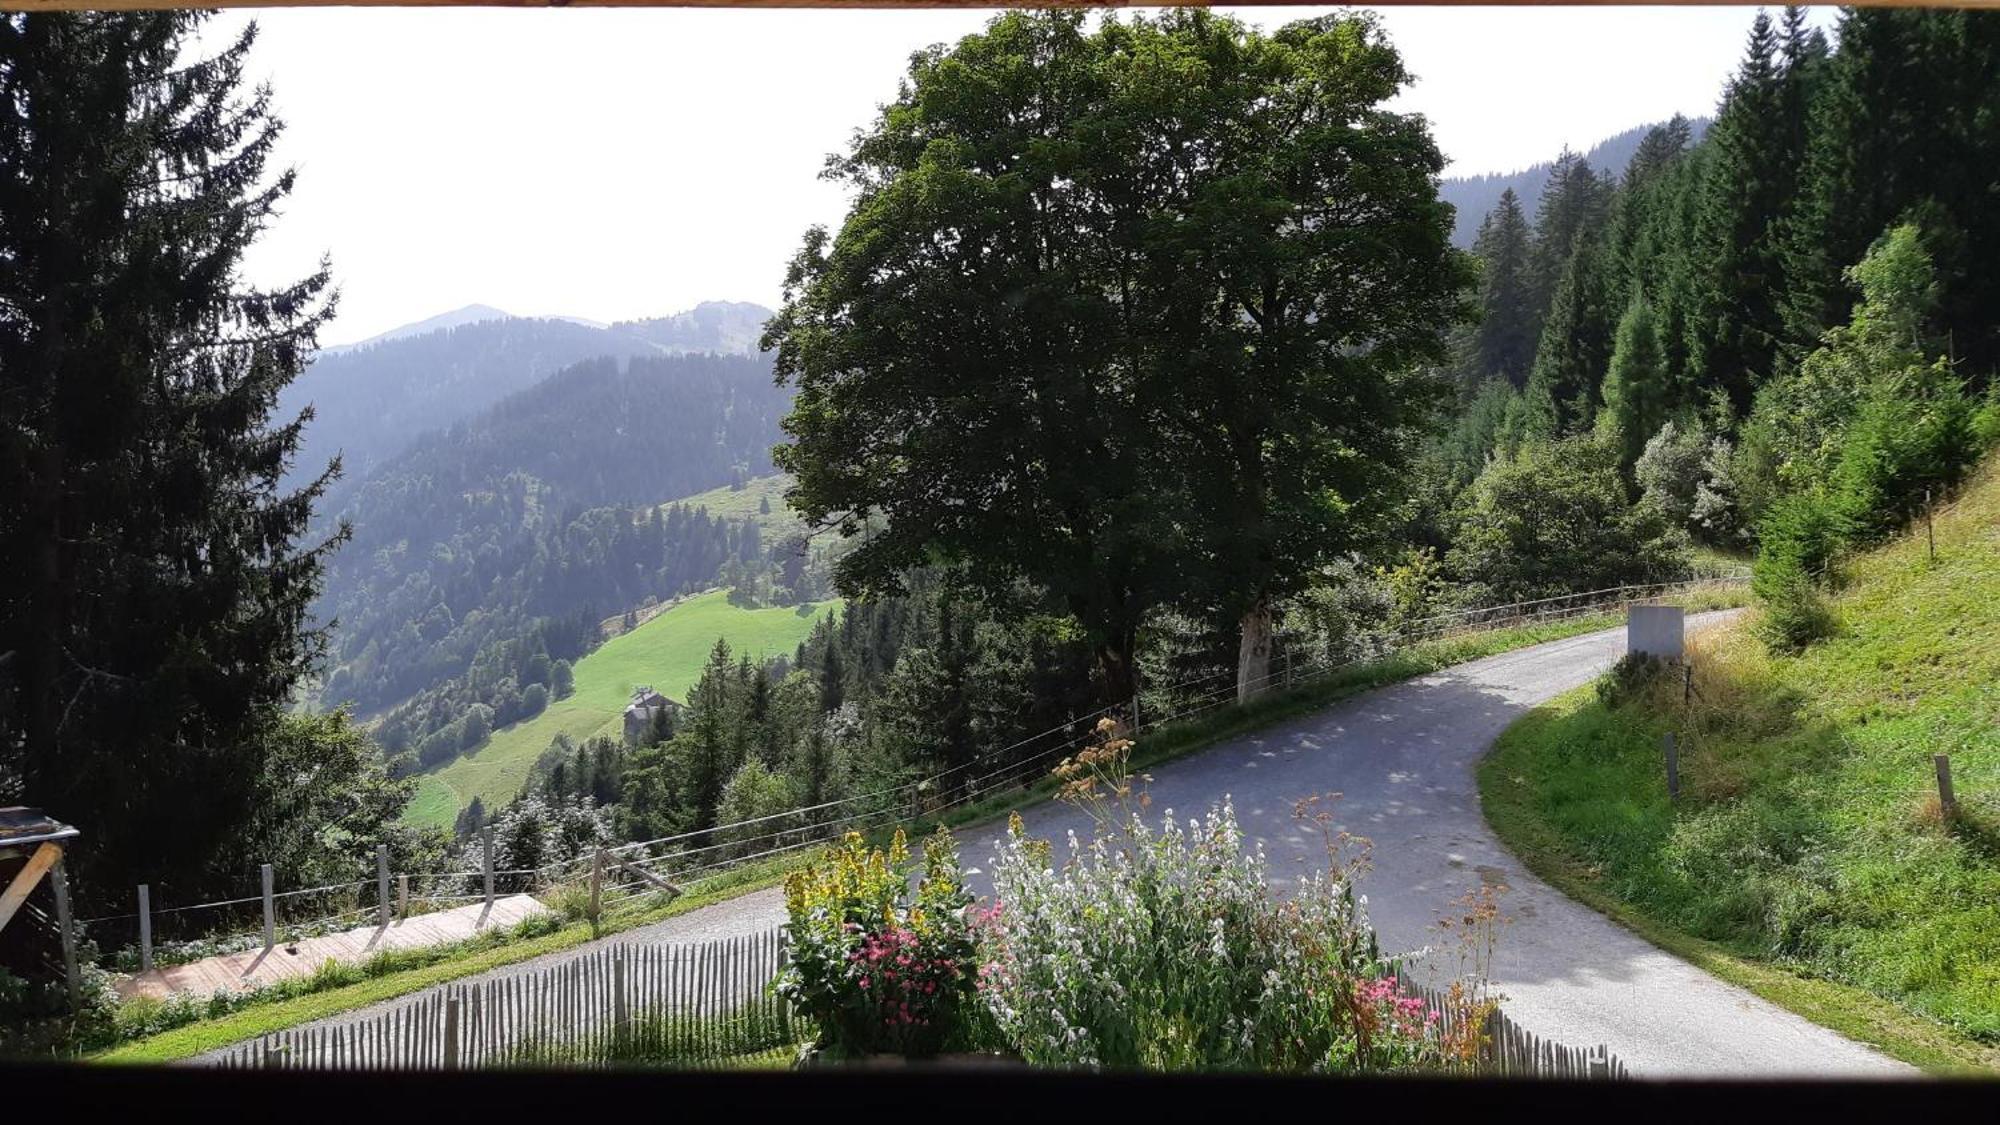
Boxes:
[200,613,1909,1075]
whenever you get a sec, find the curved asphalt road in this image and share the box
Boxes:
[200,614,1909,1075]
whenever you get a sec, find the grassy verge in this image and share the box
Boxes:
[97,591,1739,1064]
[1478,460,2000,1074]
[1483,701,2000,1076]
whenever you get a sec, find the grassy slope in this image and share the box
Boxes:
[1482,457,2000,1074]
[107,603,1754,1063]
[413,589,842,827]
[662,474,801,539]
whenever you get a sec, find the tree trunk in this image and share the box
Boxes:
[1096,634,1137,715]
[1237,596,1274,706]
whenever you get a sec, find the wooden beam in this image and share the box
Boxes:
[609,856,683,898]
[0,841,60,936]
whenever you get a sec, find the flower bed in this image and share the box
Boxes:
[777,719,1500,1073]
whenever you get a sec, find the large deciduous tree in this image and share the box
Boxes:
[766,10,1468,706]
[0,12,345,906]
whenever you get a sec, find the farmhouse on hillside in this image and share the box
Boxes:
[622,685,682,744]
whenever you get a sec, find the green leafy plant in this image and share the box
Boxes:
[775,826,978,1061]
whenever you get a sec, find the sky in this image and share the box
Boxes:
[207,5,1835,346]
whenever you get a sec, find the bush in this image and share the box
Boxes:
[775,826,979,1060]
[1447,434,1691,604]
[1595,652,1672,709]
[974,721,1497,1073]
[1751,492,1844,652]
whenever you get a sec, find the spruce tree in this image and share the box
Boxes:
[1600,291,1673,476]
[0,13,343,901]
[1684,11,1810,412]
[1778,9,1999,372]
[1527,150,1613,320]
[1470,189,1538,387]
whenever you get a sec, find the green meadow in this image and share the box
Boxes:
[408,588,841,828]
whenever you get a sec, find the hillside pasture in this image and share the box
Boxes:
[410,588,841,828]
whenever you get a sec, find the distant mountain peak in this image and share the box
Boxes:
[610,300,775,357]
[322,303,513,354]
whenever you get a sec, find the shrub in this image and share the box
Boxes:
[1751,492,1843,652]
[775,826,978,1060]
[976,721,1497,1073]
[1595,652,1672,709]
[1447,434,1691,605]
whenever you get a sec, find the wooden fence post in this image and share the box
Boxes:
[1926,488,1936,562]
[1664,733,1680,802]
[377,844,391,929]
[48,854,80,1013]
[482,826,496,913]
[137,884,152,973]
[443,994,460,1069]
[1935,754,1958,820]
[590,849,604,930]
[614,947,630,1045]
[261,863,276,952]
[398,874,409,920]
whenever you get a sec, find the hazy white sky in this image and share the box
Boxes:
[210,6,1828,346]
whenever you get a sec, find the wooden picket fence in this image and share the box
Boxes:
[1402,980,1630,1079]
[213,927,1626,1078]
[212,928,795,1070]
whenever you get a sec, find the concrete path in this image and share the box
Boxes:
[198,614,1910,1075]
[123,894,550,1003]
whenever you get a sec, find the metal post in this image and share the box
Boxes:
[138,884,153,973]
[1664,733,1681,802]
[482,825,495,912]
[377,844,391,929]
[1935,754,1957,820]
[1682,663,1693,706]
[48,853,80,1013]
[261,863,275,952]
[1130,691,1140,734]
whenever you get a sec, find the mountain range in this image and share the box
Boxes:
[281,301,775,499]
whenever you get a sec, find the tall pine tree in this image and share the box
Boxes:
[1470,189,1538,388]
[0,12,343,903]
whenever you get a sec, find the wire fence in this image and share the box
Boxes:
[86,576,1749,975]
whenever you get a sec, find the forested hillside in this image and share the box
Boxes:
[1438,118,1711,248]
[280,302,775,497]
[316,352,797,768]
[1428,8,1997,595]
